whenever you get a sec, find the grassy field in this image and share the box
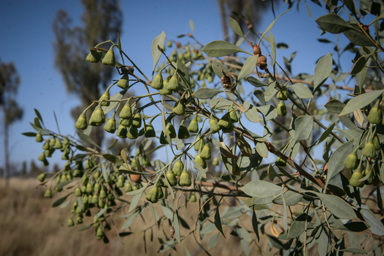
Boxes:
[0,178,274,256]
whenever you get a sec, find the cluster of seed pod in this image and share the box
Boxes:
[35,132,72,166]
[344,99,383,187]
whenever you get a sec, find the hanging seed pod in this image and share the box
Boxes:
[116,125,128,138]
[349,165,364,187]
[119,100,132,119]
[166,170,177,187]
[166,123,177,138]
[104,113,117,133]
[117,73,129,90]
[89,105,105,126]
[277,100,287,116]
[141,155,150,166]
[144,123,156,138]
[195,154,207,169]
[173,160,184,176]
[96,227,104,239]
[99,188,107,199]
[86,48,101,63]
[178,121,190,139]
[37,173,46,182]
[127,126,139,139]
[151,72,163,90]
[276,157,287,167]
[209,116,220,134]
[172,98,185,116]
[276,87,288,100]
[125,182,132,192]
[99,88,110,107]
[157,184,164,199]
[86,183,94,194]
[42,141,50,150]
[200,143,212,160]
[212,157,219,166]
[218,113,232,129]
[60,174,68,183]
[67,218,74,227]
[132,113,142,128]
[54,138,62,149]
[364,164,374,185]
[167,40,172,47]
[344,149,359,169]
[188,116,199,133]
[160,131,169,144]
[49,138,56,148]
[373,134,381,150]
[362,137,376,158]
[230,110,239,123]
[44,188,53,198]
[116,178,124,188]
[146,187,159,203]
[179,170,191,186]
[167,73,180,92]
[189,193,197,202]
[102,45,116,66]
[38,152,46,162]
[91,194,99,204]
[194,135,203,151]
[35,131,43,142]
[75,187,82,197]
[76,215,83,224]
[367,100,382,124]
[119,118,131,127]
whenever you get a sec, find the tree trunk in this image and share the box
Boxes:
[4,109,9,188]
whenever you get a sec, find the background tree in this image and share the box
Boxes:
[52,0,122,147]
[0,60,23,187]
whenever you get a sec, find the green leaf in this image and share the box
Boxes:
[128,192,143,213]
[77,132,99,148]
[189,20,194,33]
[211,60,229,79]
[244,105,260,123]
[252,208,260,241]
[214,209,225,238]
[151,31,166,70]
[208,232,219,249]
[340,248,366,254]
[325,99,345,114]
[255,142,268,158]
[240,239,249,256]
[161,205,173,220]
[200,222,216,235]
[288,213,313,238]
[338,89,384,116]
[343,25,375,46]
[22,132,37,137]
[273,190,303,206]
[246,76,267,87]
[121,212,139,230]
[350,55,367,75]
[78,224,92,232]
[259,9,291,43]
[52,193,71,207]
[193,88,223,99]
[34,108,44,126]
[59,198,71,209]
[344,0,356,15]
[270,31,276,66]
[253,90,266,105]
[314,192,356,219]
[34,117,42,129]
[176,57,190,89]
[293,116,314,143]
[315,14,352,34]
[229,17,245,38]
[326,139,353,186]
[242,180,281,198]
[318,122,335,144]
[202,40,252,57]
[94,208,107,220]
[313,52,332,92]
[360,208,384,236]
[238,55,258,81]
[102,154,123,165]
[117,32,124,65]
[174,210,181,244]
[288,83,313,98]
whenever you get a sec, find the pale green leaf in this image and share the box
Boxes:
[338,89,384,116]
[288,83,313,98]
[202,40,252,57]
[238,55,258,81]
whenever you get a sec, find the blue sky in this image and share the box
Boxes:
[0,0,356,171]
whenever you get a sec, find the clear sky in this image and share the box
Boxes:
[0,0,356,171]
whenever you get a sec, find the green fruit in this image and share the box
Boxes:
[160,131,169,144]
[86,48,101,63]
[218,113,232,129]
[189,193,197,202]
[277,101,287,116]
[141,155,150,166]
[188,118,199,133]
[166,123,176,138]
[230,111,239,123]
[172,98,185,115]
[119,118,131,127]
[132,113,142,128]
[37,173,46,182]
[102,45,116,66]
[67,218,74,227]
[116,125,127,138]
[367,100,382,124]
[54,138,62,149]
[167,74,180,92]
[127,126,139,139]
[99,189,107,199]
[276,157,287,167]
[178,122,190,139]
[116,178,124,188]
[145,124,156,137]
[212,157,219,166]
[179,170,191,186]
[117,73,129,90]
[125,183,132,192]
[209,117,220,134]
[44,189,53,198]
[146,187,158,203]
[89,105,105,126]
[91,194,99,204]
[76,215,83,224]
[276,87,288,100]
[119,101,132,119]
[86,183,94,194]
[362,141,376,158]
[96,227,104,239]
[167,41,172,47]
[99,90,110,107]
[157,184,164,199]
[151,73,163,90]
[42,141,50,150]
[349,166,364,187]
[344,151,359,170]
[373,135,381,150]
[75,187,82,197]
[103,114,116,133]
[166,170,177,187]
[200,144,211,160]
[173,160,184,176]
[35,132,43,142]
[98,199,105,208]
[194,154,207,169]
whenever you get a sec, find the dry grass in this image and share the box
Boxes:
[0,178,270,256]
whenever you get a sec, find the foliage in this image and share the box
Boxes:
[24,1,384,255]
